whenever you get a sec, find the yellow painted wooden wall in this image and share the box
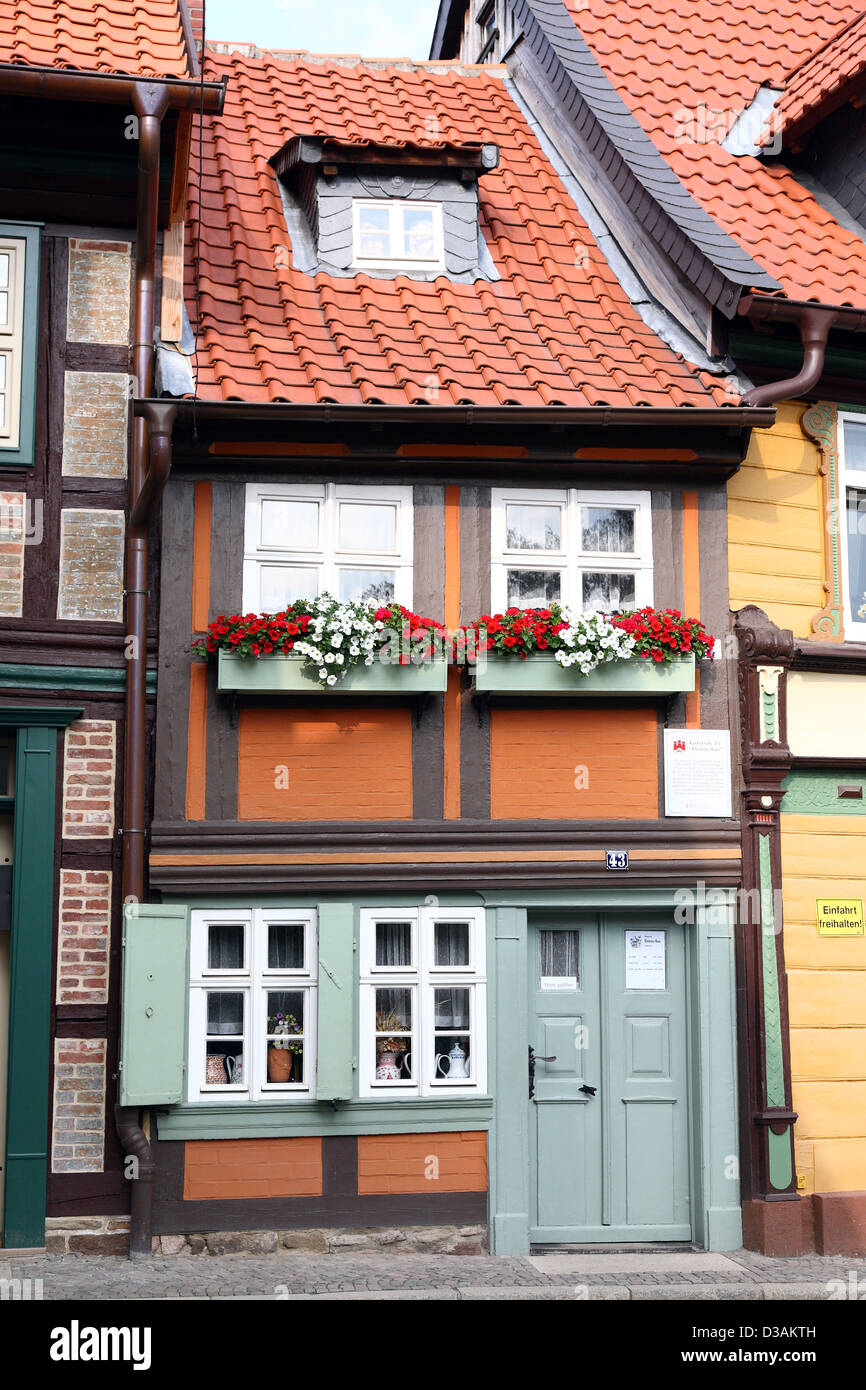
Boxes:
[728,401,826,636]
[780,816,866,1194]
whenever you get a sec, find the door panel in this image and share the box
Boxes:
[529,913,691,1244]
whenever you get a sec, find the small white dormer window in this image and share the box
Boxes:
[352,200,445,272]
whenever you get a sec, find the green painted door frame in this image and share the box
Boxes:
[1,707,82,1250]
[486,887,742,1255]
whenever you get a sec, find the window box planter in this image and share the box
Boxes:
[473,652,696,696]
[217,649,448,695]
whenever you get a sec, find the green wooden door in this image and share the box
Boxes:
[529,913,691,1243]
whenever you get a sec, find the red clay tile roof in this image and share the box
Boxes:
[0,0,193,79]
[562,0,866,308]
[774,11,866,143]
[187,51,726,407]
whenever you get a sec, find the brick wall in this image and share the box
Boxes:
[357,1131,488,1195]
[62,372,130,478]
[55,869,111,1004]
[51,1038,107,1173]
[0,490,25,616]
[66,239,131,344]
[57,509,125,622]
[62,719,116,839]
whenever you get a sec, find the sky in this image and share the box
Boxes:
[204,0,443,60]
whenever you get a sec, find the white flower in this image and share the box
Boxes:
[327,674,337,686]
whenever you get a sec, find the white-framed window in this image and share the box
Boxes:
[491,486,653,612]
[188,908,317,1102]
[359,905,487,1097]
[352,200,445,273]
[243,482,413,612]
[0,237,26,448]
[838,411,866,639]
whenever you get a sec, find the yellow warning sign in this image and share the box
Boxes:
[816,899,865,936]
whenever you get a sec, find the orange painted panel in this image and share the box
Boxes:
[185,663,208,821]
[490,706,658,819]
[183,1137,322,1201]
[192,480,212,633]
[237,706,413,821]
[357,1131,488,1195]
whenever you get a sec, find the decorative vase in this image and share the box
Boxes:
[376,1048,407,1081]
[206,1054,229,1085]
[267,1046,293,1082]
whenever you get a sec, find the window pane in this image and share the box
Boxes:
[260,498,319,549]
[205,1040,243,1084]
[358,205,391,258]
[434,1032,471,1079]
[375,988,412,1079]
[260,565,318,610]
[402,206,436,259]
[207,922,244,971]
[0,253,8,289]
[339,502,397,552]
[846,487,866,622]
[581,506,636,554]
[0,394,5,430]
[375,920,412,967]
[507,568,561,606]
[844,421,866,471]
[434,986,470,1028]
[338,567,395,603]
[581,571,635,612]
[266,990,304,1085]
[0,355,6,388]
[506,503,562,551]
[206,991,243,1036]
[268,922,305,970]
[0,291,7,326]
[434,921,469,967]
[540,930,578,985]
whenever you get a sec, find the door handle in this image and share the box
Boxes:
[579,1084,597,1097]
[528,1045,558,1099]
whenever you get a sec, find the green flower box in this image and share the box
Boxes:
[217,649,449,695]
[473,652,696,696]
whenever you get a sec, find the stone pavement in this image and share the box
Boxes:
[2,1247,865,1300]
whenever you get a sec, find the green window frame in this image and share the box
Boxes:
[0,222,41,469]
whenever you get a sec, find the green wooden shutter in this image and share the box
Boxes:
[316,903,355,1101]
[119,902,189,1106]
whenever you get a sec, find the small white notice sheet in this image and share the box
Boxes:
[625,929,666,990]
[664,729,732,817]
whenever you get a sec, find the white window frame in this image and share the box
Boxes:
[0,237,26,448]
[359,905,487,1098]
[351,199,446,273]
[491,486,654,612]
[838,411,866,640]
[188,908,318,1103]
[243,481,414,612]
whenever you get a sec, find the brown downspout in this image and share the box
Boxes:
[741,304,838,406]
[115,80,174,1261]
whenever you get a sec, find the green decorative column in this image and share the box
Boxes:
[2,708,82,1250]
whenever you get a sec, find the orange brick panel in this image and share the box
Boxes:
[183,1137,323,1200]
[490,706,658,819]
[238,706,413,821]
[357,1131,488,1195]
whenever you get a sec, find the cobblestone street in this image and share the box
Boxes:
[3,1248,865,1300]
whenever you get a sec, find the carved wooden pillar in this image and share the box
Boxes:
[734,605,803,1252]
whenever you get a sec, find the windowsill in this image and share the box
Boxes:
[156,1094,493,1142]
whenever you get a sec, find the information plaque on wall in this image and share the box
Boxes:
[816,899,864,936]
[663,729,732,818]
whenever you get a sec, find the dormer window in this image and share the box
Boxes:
[271,136,500,284]
[477,1,498,63]
[353,200,445,273]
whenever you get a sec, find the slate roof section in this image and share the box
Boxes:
[557,0,866,310]
[0,0,193,78]
[774,12,866,145]
[186,49,727,407]
[513,0,780,307]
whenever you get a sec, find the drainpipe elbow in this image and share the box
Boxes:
[742,306,837,407]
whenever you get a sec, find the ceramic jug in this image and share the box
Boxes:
[436,1041,469,1080]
